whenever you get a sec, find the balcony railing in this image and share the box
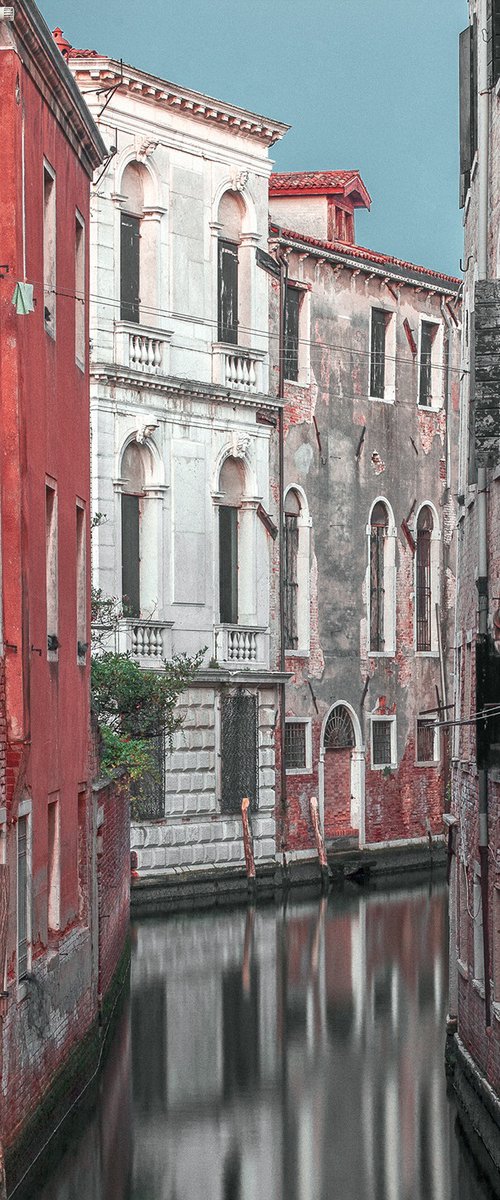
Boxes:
[212,343,266,394]
[214,625,269,668]
[109,619,173,664]
[114,322,172,375]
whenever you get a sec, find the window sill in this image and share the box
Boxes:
[285,767,313,777]
[286,649,310,658]
[285,376,310,390]
[369,395,394,405]
[368,651,396,659]
[472,977,486,999]
[457,959,468,980]
[75,356,85,374]
[370,763,397,772]
[417,403,442,414]
[415,650,439,659]
[415,760,440,768]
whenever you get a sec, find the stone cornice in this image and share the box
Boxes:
[269,232,460,299]
[70,56,289,147]
[89,363,284,410]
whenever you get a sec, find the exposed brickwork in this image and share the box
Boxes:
[96,776,130,1003]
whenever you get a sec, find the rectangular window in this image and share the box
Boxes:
[43,162,56,335]
[418,321,438,407]
[370,525,385,651]
[76,502,87,662]
[458,864,468,966]
[75,212,85,367]
[218,239,238,345]
[473,869,484,985]
[284,720,311,773]
[459,21,477,206]
[121,493,140,617]
[47,796,60,934]
[221,693,258,813]
[17,816,29,980]
[284,286,300,382]
[219,505,238,625]
[370,308,387,398]
[120,212,140,323]
[46,482,58,657]
[371,718,395,767]
[284,513,299,650]
[416,718,438,764]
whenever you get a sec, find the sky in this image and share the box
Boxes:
[42,0,467,278]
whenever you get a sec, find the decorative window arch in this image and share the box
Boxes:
[119,160,160,324]
[367,498,396,654]
[284,486,310,654]
[218,455,245,624]
[415,503,440,652]
[217,191,245,345]
[324,705,355,750]
[120,439,160,617]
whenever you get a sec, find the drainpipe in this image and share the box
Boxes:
[476,0,491,1027]
[277,245,288,865]
[477,465,491,1026]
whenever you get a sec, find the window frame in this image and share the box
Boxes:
[417,317,443,410]
[370,715,397,770]
[369,307,396,403]
[75,210,85,369]
[414,503,439,656]
[46,479,58,660]
[217,237,239,345]
[43,159,56,338]
[283,486,311,657]
[284,718,312,775]
[17,800,32,987]
[415,717,440,766]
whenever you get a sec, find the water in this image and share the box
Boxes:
[24,881,500,1200]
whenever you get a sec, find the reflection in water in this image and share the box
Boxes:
[32,883,500,1200]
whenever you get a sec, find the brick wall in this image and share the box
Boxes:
[0,658,5,807]
[96,774,130,1004]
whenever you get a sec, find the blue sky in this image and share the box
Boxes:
[42,0,467,277]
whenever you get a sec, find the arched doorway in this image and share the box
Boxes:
[321,704,363,841]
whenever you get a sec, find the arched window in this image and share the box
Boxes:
[120,161,157,324]
[416,506,434,652]
[367,499,396,655]
[218,456,244,623]
[284,487,310,654]
[121,441,153,616]
[217,192,244,345]
[369,502,388,651]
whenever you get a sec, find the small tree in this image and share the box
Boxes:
[90,586,204,782]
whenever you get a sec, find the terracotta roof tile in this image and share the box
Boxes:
[271,170,360,192]
[272,226,460,287]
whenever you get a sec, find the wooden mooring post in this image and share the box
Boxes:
[241,797,256,896]
[309,796,330,892]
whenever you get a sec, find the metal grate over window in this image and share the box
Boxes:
[372,719,392,766]
[416,507,433,652]
[324,706,355,750]
[221,693,258,813]
[417,719,436,763]
[285,722,307,771]
[131,733,165,820]
[284,511,299,650]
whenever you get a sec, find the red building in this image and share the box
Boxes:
[0,3,129,1189]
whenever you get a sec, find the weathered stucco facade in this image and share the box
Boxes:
[0,6,129,1188]
[447,0,500,1172]
[65,43,289,874]
[268,173,460,854]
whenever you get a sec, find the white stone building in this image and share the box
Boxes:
[62,37,289,873]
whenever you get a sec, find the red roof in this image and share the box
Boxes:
[270,170,371,209]
[272,226,460,288]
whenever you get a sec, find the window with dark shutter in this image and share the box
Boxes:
[370,502,388,652]
[282,506,298,652]
[221,693,258,812]
[419,322,435,406]
[120,212,140,323]
[416,507,433,652]
[218,239,239,344]
[370,309,386,398]
[219,505,238,624]
[284,286,300,382]
[417,719,437,763]
[459,22,478,207]
[121,493,140,616]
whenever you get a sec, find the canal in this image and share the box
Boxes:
[18,880,500,1200]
